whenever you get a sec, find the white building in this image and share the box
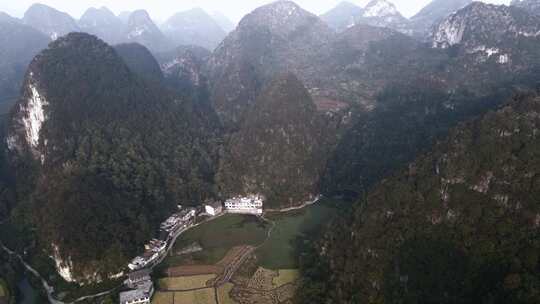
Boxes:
[127,249,159,271]
[204,201,223,216]
[119,281,154,304]
[224,194,264,215]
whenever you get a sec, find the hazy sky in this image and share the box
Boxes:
[0,0,512,24]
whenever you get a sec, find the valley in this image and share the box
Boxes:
[151,199,342,304]
[0,0,540,303]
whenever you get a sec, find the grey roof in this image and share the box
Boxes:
[120,281,153,303]
[128,269,151,280]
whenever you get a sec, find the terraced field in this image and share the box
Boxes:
[153,200,343,304]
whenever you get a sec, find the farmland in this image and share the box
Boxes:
[256,200,340,269]
[163,215,268,267]
[153,199,343,304]
[158,274,216,290]
[152,289,216,304]
[272,270,299,288]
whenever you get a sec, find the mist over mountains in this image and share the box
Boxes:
[0,0,540,302]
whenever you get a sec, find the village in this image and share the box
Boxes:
[118,195,264,304]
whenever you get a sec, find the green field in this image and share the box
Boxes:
[174,288,216,304]
[158,274,216,290]
[256,200,340,269]
[273,269,300,287]
[164,215,269,266]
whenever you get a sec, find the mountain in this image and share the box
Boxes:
[410,0,472,39]
[157,45,211,95]
[162,8,227,51]
[0,12,20,24]
[78,7,124,44]
[320,2,364,32]
[299,92,540,303]
[217,73,327,208]
[321,0,410,34]
[320,1,540,197]
[206,0,334,127]
[431,2,540,49]
[114,43,164,84]
[511,0,540,15]
[117,11,131,24]
[6,33,218,283]
[125,10,172,52]
[355,0,411,35]
[22,3,79,40]
[0,21,49,114]
[211,11,236,33]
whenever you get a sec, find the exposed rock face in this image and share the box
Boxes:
[161,8,227,50]
[206,0,334,127]
[125,10,172,52]
[431,2,540,49]
[321,0,410,34]
[511,0,540,15]
[157,45,211,94]
[356,0,411,34]
[321,2,540,196]
[0,21,49,114]
[218,74,328,208]
[410,0,472,39]
[23,3,79,40]
[320,1,364,32]
[78,7,125,44]
[302,93,540,303]
[6,33,218,283]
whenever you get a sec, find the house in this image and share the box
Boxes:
[159,208,197,241]
[126,269,151,289]
[128,249,159,271]
[204,200,223,216]
[119,281,154,304]
[179,208,196,222]
[145,239,167,254]
[224,194,264,215]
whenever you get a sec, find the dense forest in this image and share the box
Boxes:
[4,33,220,281]
[297,92,540,303]
[217,73,330,208]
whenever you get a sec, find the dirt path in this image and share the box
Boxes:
[263,196,321,213]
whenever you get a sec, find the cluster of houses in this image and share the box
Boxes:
[119,196,264,304]
[224,194,264,215]
[120,269,154,304]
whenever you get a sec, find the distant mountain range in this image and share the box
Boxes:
[1,0,540,295]
[161,8,227,51]
[321,0,474,39]
[1,3,234,52]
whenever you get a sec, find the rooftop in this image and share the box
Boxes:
[119,281,153,303]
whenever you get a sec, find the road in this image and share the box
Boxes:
[264,195,321,213]
[0,241,121,304]
[0,196,319,303]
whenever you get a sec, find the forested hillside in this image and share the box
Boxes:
[5,33,219,282]
[298,92,540,303]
